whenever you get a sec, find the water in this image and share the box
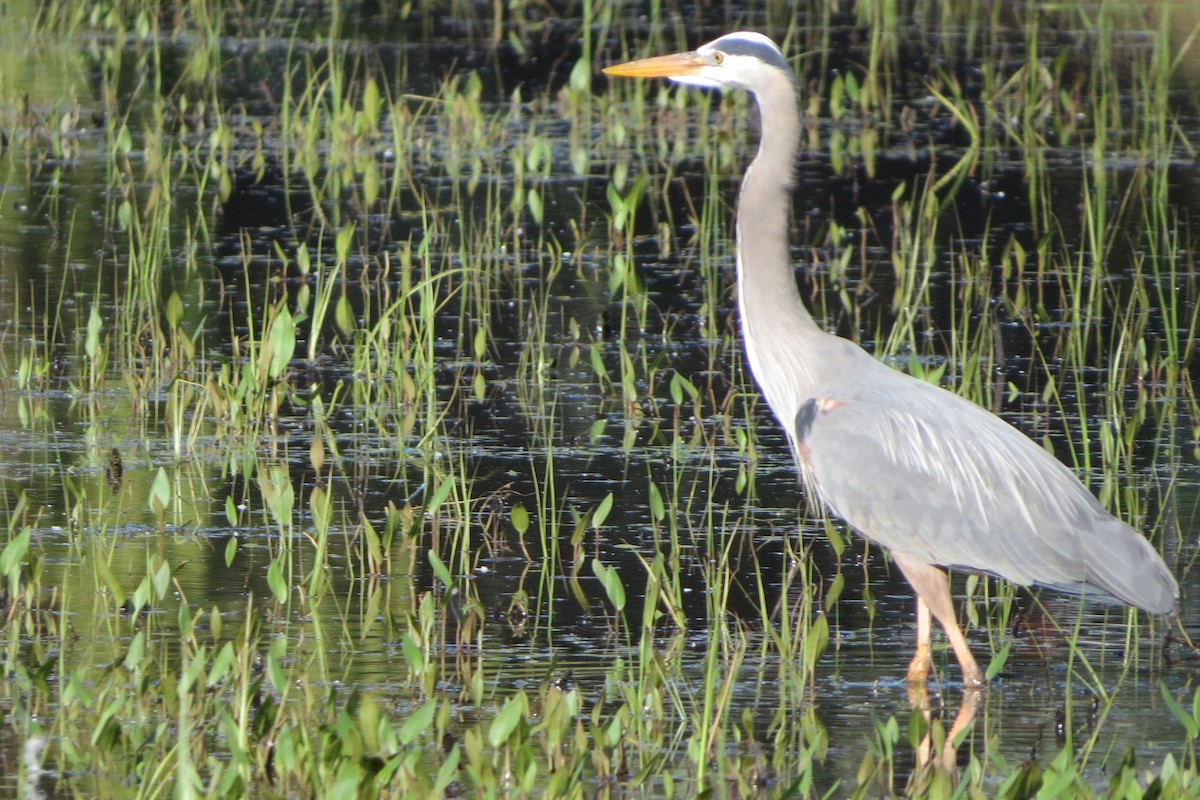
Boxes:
[2,4,1200,796]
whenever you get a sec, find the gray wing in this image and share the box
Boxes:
[795,376,1177,613]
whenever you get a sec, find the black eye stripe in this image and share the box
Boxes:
[709,34,790,74]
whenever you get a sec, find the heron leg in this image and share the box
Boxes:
[908,595,933,688]
[892,553,985,688]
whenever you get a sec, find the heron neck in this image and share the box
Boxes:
[736,77,815,332]
[735,75,823,415]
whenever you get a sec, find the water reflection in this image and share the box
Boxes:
[910,684,981,778]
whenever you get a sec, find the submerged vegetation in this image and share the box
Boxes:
[1,0,1199,796]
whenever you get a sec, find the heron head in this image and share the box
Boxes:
[603,31,792,93]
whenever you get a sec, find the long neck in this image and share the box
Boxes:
[735,73,823,422]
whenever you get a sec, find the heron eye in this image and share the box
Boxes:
[713,51,725,64]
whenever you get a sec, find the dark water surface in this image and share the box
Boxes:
[3,3,1200,795]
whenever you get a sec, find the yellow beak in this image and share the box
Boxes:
[602,51,707,79]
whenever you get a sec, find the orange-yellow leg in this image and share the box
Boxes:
[908,595,934,688]
[892,553,985,688]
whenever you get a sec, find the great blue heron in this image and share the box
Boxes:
[603,32,1177,687]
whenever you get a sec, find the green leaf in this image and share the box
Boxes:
[148,467,171,514]
[335,293,356,336]
[209,642,235,687]
[117,124,133,154]
[85,305,103,360]
[434,745,461,794]
[606,180,626,229]
[569,56,590,93]
[593,493,614,528]
[330,762,362,799]
[0,528,30,578]
[361,79,381,125]
[267,305,296,379]
[426,479,454,516]
[177,602,193,640]
[266,561,288,604]
[488,694,526,747]
[131,577,151,616]
[648,483,664,522]
[511,504,529,534]
[335,224,356,262]
[986,640,1011,681]
[93,551,125,607]
[670,372,697,404]
[527,186,543,223]
[907,706,928,751]
[123,631,145,671]
[401,633,423,674]
[267,639,287,691]
[473,324,487,360]
[1161,682,1198,739]
[824,572,844,611]
[166,291,184,329]
[591,559,626,612]
[428,549,454,590]
[803,612,829,669]
[152,560,171,600]
[398,699,437,745]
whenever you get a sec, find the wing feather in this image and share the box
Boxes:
[795,372,1176,613]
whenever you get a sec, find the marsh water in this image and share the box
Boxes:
[3,3,1200,797]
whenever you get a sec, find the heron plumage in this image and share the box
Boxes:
[693,33,1177,614]
[796,369,1177,613]
[603,31,1177,688]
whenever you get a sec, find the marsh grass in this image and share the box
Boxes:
[0,0,1197,797]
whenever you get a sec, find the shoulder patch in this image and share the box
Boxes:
[795,397,843,442]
